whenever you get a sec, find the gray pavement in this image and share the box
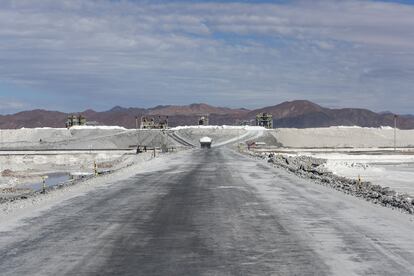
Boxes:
[0,148,413,275]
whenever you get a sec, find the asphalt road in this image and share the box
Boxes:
[0,148,413,275]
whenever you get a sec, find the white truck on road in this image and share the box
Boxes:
[199,136,212,148]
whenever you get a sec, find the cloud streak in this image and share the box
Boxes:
[0,0,413,114]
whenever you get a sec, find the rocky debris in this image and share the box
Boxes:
[1,169,14,177]
[244,151,414,214]
[0,188,35,204]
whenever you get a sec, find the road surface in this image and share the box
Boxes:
[0,148,413,275]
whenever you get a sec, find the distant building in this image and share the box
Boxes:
[198,115,209,126]
[255,113,273,128]
[66,115,87,128]
[140,116,168,129]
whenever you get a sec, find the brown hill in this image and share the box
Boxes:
[0,110,68,129]
[0,103,246,128]
[247,100,324,119]
[250,100,412,129]
[0,100,413,129]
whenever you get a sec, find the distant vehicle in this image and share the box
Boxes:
[246,141,266,150]
[200,136,212,148]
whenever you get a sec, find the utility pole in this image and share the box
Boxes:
[41,176,47,194]
[394,115,398,152]
[136,116,140,152]
[94,161,98,176]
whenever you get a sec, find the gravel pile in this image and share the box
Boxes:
[245,151,414,214]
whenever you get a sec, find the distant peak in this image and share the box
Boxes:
[108,106,126,112]
[189,103,209,107]
[282,100,321,106]
[379,111,394,115]
[150,105,170,109]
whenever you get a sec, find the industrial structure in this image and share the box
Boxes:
[66,115,87,128]
[198,115,209,126]
[255,113,273,129]
[140,116,169,129]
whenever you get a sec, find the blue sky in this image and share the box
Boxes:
[1,0,414,114]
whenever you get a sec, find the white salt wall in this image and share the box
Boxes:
[270,126,414,148]
[0,128,177,149]
[0,128,71,144]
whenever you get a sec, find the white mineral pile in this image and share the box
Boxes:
[173,125,264,147]
[0,127,182,150]
[269,126,414,148]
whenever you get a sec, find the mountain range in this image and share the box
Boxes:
[0,100,412,129]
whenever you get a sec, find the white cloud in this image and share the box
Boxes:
[0,0,413,113]
[0,98,29,113]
